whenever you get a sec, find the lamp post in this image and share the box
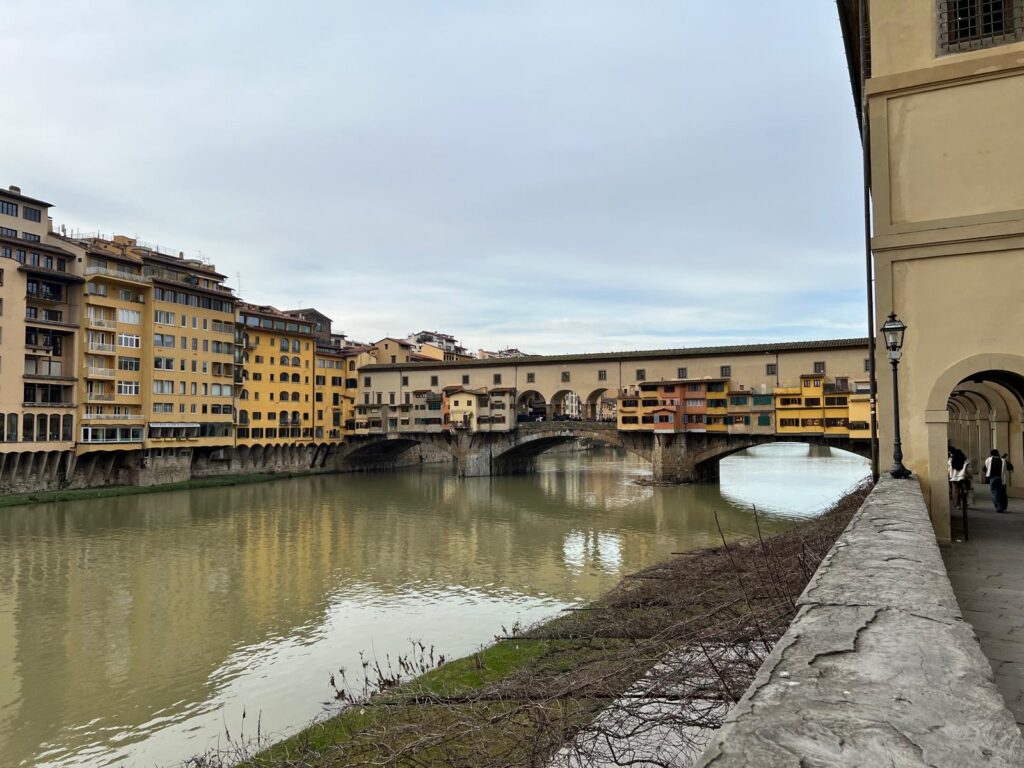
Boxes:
[881,312,911,479]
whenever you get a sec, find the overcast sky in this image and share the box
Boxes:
[3,1,863,354]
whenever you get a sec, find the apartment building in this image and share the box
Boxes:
[236,304,316,446]
[0,186,82,467]
[75,237,238,453]
[75,239,151,451]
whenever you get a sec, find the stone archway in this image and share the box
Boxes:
[585,387,614,421]
[925,353,1024,542]
[516,390,547,421]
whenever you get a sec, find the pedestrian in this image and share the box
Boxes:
[948,447,970,510]
[983,449,1013,513]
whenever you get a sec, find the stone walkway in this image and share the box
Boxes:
[943,492,1024,730]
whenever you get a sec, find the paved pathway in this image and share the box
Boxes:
[943,491,1024,730]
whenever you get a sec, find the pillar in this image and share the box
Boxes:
[651,433,695,484]
[926,410,952,544]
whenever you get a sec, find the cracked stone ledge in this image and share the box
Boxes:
[694,477,1024,767]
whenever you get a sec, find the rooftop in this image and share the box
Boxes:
[362,337,870,371]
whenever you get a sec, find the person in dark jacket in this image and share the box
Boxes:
[984,449,1014,513]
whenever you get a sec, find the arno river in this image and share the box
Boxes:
[0,444,869,767]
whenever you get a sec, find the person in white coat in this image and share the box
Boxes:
[948,447,971,509]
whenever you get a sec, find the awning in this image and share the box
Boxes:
[149,422,201,428]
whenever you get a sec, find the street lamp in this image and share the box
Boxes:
[880,311,911,479]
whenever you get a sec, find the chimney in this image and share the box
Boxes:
[8,185,21,194]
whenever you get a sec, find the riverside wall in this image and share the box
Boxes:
[696,477,1024,767]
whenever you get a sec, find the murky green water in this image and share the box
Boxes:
[0,444,868,767]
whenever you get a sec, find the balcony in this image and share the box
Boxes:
[87,366,116,379]
[88,342,116,354]
[22,401,76,408]
[25,290,65,304]
[85,265,150,284]
[25,311,78,329]
[82,412,144,421]
[87,316,117,330]
[87,392,115,402]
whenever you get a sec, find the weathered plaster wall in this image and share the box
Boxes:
[696,477,1024,767]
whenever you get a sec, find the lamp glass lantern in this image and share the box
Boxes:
[881,312,906,359]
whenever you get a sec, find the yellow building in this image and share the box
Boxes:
[839,2,1024,540]
[236,304,316,446]
[0,185,82,483]
[77,241,151,451]
[705,381,729,433]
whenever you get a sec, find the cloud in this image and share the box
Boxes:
[2,0,865,354]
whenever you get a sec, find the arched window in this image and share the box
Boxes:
[280,391,289,402]
[0,413,5,442]
[239,388,249,400]
[279,410,289,424]
[62,414,73,441]
[291,356,300,366]
[291,339,300,353]
[292,391,300,402]
[239,409,249,424]
[290,373,300,383]
[279,357,289,366]
[22,414,33,441]
[7,413,18,442]
[36,414,48,441]
[50,414,60,440]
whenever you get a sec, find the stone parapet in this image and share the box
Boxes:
[696,476,1024,767]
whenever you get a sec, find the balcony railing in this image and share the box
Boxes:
[87,366,116,378]
[87,392,115,402]
[85,266,150,284]
[87,316,117,329]
[82,412,143,421]
[88,342,116,353]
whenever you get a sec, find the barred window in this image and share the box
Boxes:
[939,0,1024,53]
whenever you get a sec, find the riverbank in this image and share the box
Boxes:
[215,480,871,768]
[0,470,323,509]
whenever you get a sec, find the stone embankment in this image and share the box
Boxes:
[696,477,1024,767]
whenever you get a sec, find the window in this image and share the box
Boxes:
[88,282,107,297]
[598,369,607,381]
[118,333,141,348]
[402,376,409,386]
[118,380,140,395]
[153,380,174,394]
[462,375,470,385]
[118,356,140,371]
[719,365,731,378]
[22,233,40,243]
[153,403,174,413]
[118,308,141,324]
[154,357,174,370]
[22,206,41,222]
[430,375,439,386]
[780,418,800,428]
[635,369,646,382]
[939,0,1022,52]
[864,358,871,372]
[363,376,371,387]
[526,372,535,383]
[155,310,175,325]
[825,396,848,406]
[0,227,16,237]
[813,361,826,375]
[0,201,16,216]
[676,367,687,379]
[561,371,570,383]
[766,363,777,376]
[493,373,502,385]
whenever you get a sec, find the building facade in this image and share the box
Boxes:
[839,1,1024,541]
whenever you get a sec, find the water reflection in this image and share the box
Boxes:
[0,444,868,767]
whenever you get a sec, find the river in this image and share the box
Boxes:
[0,443,869,767]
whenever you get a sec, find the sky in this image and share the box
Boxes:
[2,1,865,355]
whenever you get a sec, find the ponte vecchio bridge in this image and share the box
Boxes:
[337,338,873,481]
